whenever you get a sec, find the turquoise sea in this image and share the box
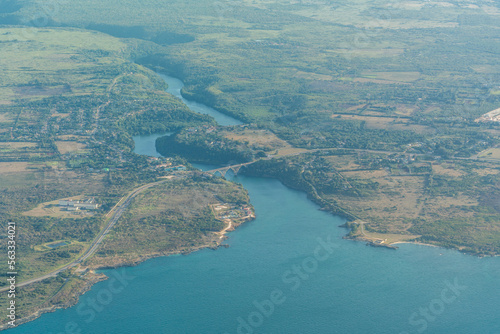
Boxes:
[7,74,500,334]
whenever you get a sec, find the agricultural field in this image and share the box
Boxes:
[2,0,498,157]
[0,22,225,326]
[0,28,127,101]
[0,0,497,260]
[54,141,87,155]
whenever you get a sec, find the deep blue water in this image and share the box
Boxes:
[8,173,500,334]
[7,74,500,334]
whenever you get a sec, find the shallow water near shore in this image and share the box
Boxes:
[7,74,500,334]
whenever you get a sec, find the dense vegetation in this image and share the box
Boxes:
[156,128,254,165]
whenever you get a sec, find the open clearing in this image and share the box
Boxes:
[55,141,87,154]
[223,129,288,147]
[359,71,421,83]
[477,148,500,160]
[332,114,434,134]
[0,162,29,173]
[293,70,333,81]
[350,221,421,244]
[22,196,96,219]
[223,128,309,157]
[0,142,37,150]
[432,164,465,177]
[0,113,14,122]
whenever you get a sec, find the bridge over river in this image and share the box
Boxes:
[206,161,256,177]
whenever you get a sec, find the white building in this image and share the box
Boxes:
[59,198,99,210]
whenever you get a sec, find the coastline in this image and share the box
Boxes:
[0,272,108,332]
[0,215,254,332]
[390,241,441,248]
[341,223,498,257]
[390,241,500,258]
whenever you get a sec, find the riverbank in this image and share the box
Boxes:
[148,71,499,257]
[238,157,500,257]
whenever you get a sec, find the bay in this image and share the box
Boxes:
[9,171,500,334]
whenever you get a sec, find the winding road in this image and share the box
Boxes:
[0,179,172,292]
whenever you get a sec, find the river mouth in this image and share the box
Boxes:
[132,73,500,334]
[9,166,500,334]
[8,73,500,334]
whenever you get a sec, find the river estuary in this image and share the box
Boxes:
[8,74,500,334]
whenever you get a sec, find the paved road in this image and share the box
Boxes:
[0,179,170,292]
[207,145,500,176]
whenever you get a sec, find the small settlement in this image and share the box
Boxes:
[211,203,255,223]
[146,157,187,172]
[58,198,99,211]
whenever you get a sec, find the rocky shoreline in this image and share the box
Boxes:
[0,215,254,332]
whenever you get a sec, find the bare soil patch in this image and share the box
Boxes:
[0,142,37,150]
[55,141,87,154]
[0,162,29,173]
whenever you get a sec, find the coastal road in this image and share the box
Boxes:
[0,178,174,292]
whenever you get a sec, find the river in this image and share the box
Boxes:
[157,73,242,127]
[8,74,500,334]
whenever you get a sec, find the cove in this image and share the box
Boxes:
[7,74,500,334]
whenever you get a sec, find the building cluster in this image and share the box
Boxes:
[155,164,187,172]
[213,204,254,220]
[146,157,187,172]
[58,198,99,211]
